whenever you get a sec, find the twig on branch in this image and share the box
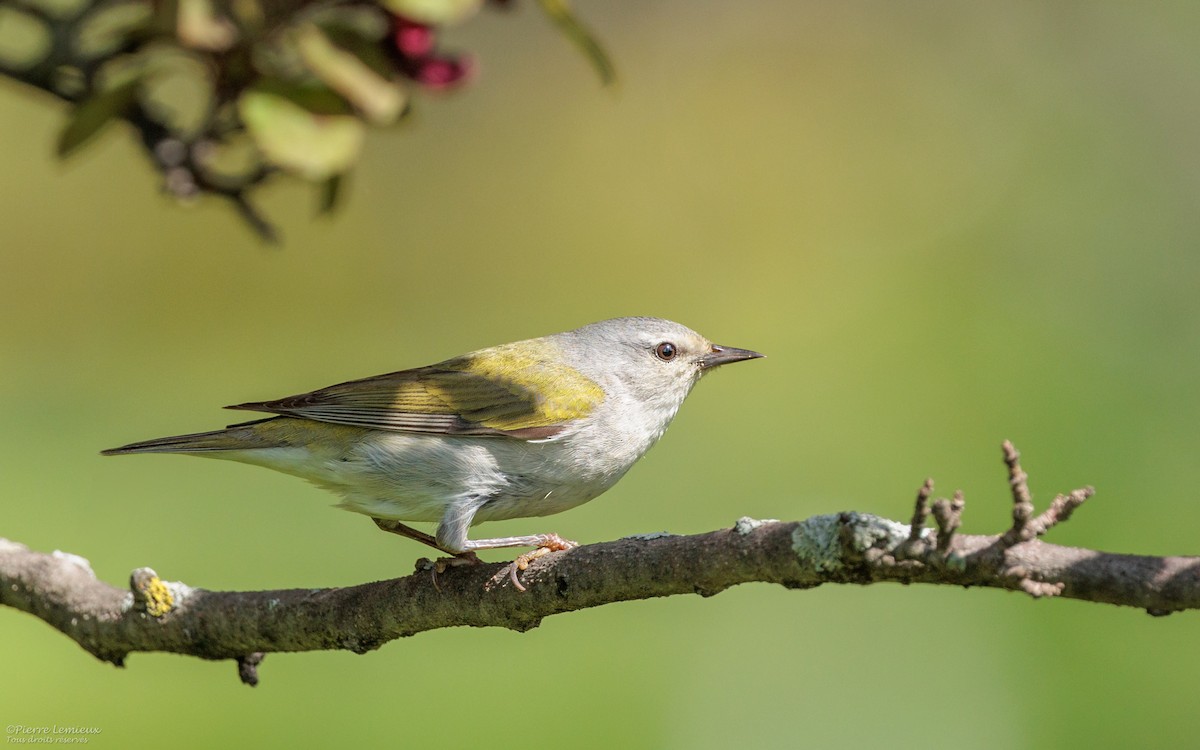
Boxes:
[906,477,933,540]
[1000,439,1095,546]
[2,442,1197,685]
[931,489,965,555]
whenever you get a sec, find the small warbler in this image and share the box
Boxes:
[104,317,762,572]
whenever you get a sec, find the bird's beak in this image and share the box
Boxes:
[699,345,764,370]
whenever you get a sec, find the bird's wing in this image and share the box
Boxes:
[225,344,605,440]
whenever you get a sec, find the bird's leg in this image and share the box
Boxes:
[460,533,579,553]
[371,517,482,571]
[435,505,577,591]
[372,517,440,549]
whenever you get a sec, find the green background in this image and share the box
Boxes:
[3,1,1200,747]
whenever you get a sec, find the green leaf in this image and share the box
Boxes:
[238,87,365,180]
[379,0,482,25]
[56,77,142,158]
[176,0,235,51]
[251,80,352,116]
[69,2,153,60]
[320,22,396,80]
[535,0,615,87]
[294,24,406,125]
[0,8,52,70]
[139,47,214,139]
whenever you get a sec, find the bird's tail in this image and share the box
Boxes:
[101,419,280,456]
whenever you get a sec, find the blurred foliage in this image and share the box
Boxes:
[4,2,1200,749]
[0,0,610,239]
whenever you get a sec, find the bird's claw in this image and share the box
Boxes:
[503,535,579,592]
[416,551,482,592]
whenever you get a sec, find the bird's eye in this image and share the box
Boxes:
[655,342,677,361]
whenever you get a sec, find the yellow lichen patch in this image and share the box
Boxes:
[144,577,174,617]
[131,569,175,617]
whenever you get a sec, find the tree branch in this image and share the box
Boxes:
[4,442,1198,685]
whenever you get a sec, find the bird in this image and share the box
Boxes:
[103,317,762,585]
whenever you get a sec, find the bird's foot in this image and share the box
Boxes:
[502,534,579,592]
[415,551,482,592]
[414,551,482,574]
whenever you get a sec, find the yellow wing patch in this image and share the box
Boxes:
[440,343,605,430]
[227,341,605,439]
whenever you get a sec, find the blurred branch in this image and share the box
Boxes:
[3,442,1198,686]
[0,0,610,240]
